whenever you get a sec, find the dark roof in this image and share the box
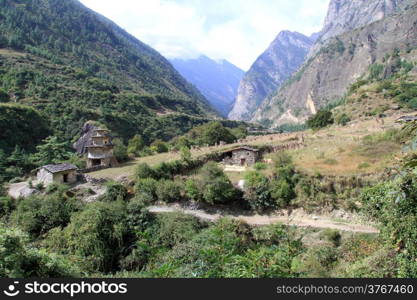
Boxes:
[41,163,77,173]
[225,146,259,153]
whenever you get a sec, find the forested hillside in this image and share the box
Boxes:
[0,0,217,148]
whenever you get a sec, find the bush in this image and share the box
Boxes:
[185,179,202,202]
[244,172,274,212]
[113,138,128,162]
[127,135,145,157]
[360,170,417,277]
[320,229,342,247]
[307,109,334,130]
[135,178,158,201]
[0,88,9,103]
[156,180,182,203]
[150,139,169,153]
[135,163,156,180]
[155,213,202,248]
[253,162,267,170]
[0,225,80,277]
[0,196,15,218]
[11,186,83,237]
[199,163,240,205]
[44,201,131,273]
[336,113,351,126]
[104,181,128,202]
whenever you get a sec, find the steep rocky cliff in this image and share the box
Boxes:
[309,0,409,57]
[228,31,313,121]
[252,3,417,127]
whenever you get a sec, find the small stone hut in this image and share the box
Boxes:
[37,163,78,185]
[222,146,260,166]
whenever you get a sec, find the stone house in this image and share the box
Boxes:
[222,146,260,166]
[85,128,118,168]
[37,163,78,185]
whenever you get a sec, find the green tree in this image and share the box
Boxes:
[156,180,182,203]
[32,136,71,166]
[0,89,9,102]
[202,122,236,146]
[150,139,169,153]
[113,138,128,162]
[180,146,192,164]
[127,134,145,157]
[307,109,334,130]
[44,201,131,273]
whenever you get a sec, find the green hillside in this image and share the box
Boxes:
[0,0,217,145]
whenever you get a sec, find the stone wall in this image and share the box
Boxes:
[37,168,54,185]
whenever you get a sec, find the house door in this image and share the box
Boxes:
[240,158,246,166]
[63,174,68,183]
[92,159,101,166]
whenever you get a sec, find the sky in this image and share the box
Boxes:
[79,0,330,71]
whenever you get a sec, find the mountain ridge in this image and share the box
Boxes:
[170,55,244,116]
[0,0,219,143]
[252,2,417,127]
[228,30,313,121]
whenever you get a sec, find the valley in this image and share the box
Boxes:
[0,0,416,280]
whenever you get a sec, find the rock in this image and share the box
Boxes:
[228,31,313,121]
[8,181,39,199]
[253,1,416,127]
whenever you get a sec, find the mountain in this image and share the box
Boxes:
[228,31,313,121]
[252,1,417,127]
[309,0,409,57]
[0,0,218,144]
[170,55,244,116]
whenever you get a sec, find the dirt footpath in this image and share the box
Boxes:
[148,205,379,233]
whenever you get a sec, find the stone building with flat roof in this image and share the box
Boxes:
[221,146,260,166]
[37,163,78,185]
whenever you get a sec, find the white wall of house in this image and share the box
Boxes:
[37,168,77,185]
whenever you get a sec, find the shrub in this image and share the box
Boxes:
[307,109,334,130]
[135,163,156,180]
[0,88,9,103]
[135,178,158,201]
[127,135,145,157]
[270,179,295,208]
[104,181,128,202]
[11,186,83,237]
[44,201,131,273]
[185,178,202,202]
[243,171,274,212]
[155,213,202,248]
[369,63,384,80]
[0,196,15,218]
[0,225,80,277]
[113,138,129,162]
[199,163,240,205]
[150,139,169,153]
[320,229,342,247]
[253,162,267,170]
[156,180,182,203]
[336,113,351,126]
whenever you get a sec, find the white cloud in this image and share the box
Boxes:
[79,0,330,70]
